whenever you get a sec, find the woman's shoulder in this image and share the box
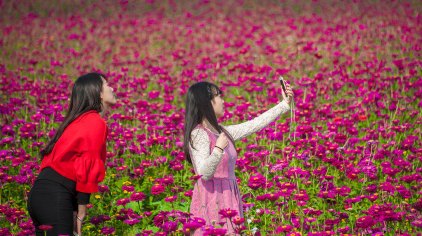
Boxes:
[74,110,106,129]
[189,127,211,145]
[191,125,209,136]
[191,125,205,134]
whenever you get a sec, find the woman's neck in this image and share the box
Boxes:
[101,103,111,117]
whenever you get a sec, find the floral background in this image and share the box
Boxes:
[0,0,421,235]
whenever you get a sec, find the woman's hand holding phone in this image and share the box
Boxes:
[279,77,293,103]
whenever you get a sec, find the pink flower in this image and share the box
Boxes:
[100,226,115,235]
[165,195,177,202]
[116,198,130,206]
[151,183,165,195]
[122,185,134,192]
[183,218,206,232]
[123,218,139,225]
[38,225,53,231]
[130,192,146,202]
[247,174,266,190]
[218,208,238,219]
[98,185,110,193]
[355,216,375,228]
[232,216,244,225]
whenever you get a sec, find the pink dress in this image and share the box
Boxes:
[190,125,242,234]
[189,101,290,235]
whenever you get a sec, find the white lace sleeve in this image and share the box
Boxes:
[225,100,290,141]
[189,128,224,180]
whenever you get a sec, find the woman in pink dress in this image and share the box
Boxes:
[183,81,293,235]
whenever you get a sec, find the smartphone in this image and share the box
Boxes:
[279,76,288,95]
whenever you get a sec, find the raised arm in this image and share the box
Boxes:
[225,100,290,141]
[189,128,224,180]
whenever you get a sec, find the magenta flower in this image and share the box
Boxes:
[247,174,266,190]
[232,216,244,225]
[38,225,53,231]
[317,190,336,199]
[100,226,115,235]
[1,125,14,136]
[123,218,139,226]
[116,198,130,206]
[355,216,375,229]
[294,192,309,201]
[98,185,109,193]
[161,221,178,232]
[130,192,146,202]
[153,212,168,227]
[337,226,350,233]
[122,185,134,192]
[90,215,111,225]
[275,224,293,233]
[396,185,412,199]
[165,195,177,202]
[183,218,205,232]
[202,227,227,236]
[218,208,238,219]
[0,228,11,236]
[151,183,165,195]
[411,219,422,228]
[162,175,174,185]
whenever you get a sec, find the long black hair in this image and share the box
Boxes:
[40,72,105,157]
[183,81,235,163]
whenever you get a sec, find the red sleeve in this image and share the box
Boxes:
[73,115,107,193]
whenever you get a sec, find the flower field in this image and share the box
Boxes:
[0,0,421,235]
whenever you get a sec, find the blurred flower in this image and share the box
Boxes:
[218,208,238,219]
[124,218,140,225]
[202,227,227,236]
[153,212,168,227]
[122,185,135,193]
[275,224,293,233]
[355,216,375,228]
[100,226,115,235]
[411,219,422,228]
[90,215,111,225]
[165,195,177,202]
[151,183,165,195]
[248,174,266,189]
[38,225,53,231]
[116,198,130,206]
[130,192,146,202]
[161,221,178,232]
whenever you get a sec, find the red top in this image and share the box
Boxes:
[40,110,108,193]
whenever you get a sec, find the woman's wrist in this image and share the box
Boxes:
[214,146,224,152]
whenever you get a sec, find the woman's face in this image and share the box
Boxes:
[211,93,224,118]
[101,78,117,106]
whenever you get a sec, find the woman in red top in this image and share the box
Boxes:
[27,72,116,236]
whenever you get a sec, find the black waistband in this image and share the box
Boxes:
[37,167,76,193]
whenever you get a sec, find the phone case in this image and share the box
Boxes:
[279,77,288,94]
